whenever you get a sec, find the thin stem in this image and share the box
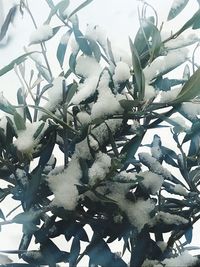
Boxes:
[33,74,41,122]
[24,3,53,81]
[192,42,200,74]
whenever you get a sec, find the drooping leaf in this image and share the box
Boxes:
[69,0,94,18]
[167,0,189,20]
[87,237,127,267]
[69,53,77,73]
[182,64,190,80]
[0,209,5,220]
[0,93,16,115]
[73,26,92,56]
[33,122,45,139]
[182,120,200,143]
[65,82,78,105]
[134,17,155,57]
[89,39,101,62]
[69,237,80,266]
[38,128,56,168]
[29,26,61,45]
[185,225,193,244]
[57,30,72,68]
[17,88,32,122]
[0,52,37,77]
[0,5,18,41]
[23,166,43,209]
[13,112,26,131]
[45,0,70,23]
[172,67,200,104]
[149,25,162,62]
[129,37,145,100]
[121,133,145,164]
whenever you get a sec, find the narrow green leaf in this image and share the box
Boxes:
[89,40,101,62]
[69,53,77,73]
[0,209,5,220]
[107,39,115,65]
[0,5,17,41]
[0,52,36,77]
[0,93,16,115]
[167,0,189,20]
[129,37,145,101]
[173,9,200,38]
[69,0,94,18]
[33,122,45,139]
[134,17,154,57]
[57,30,72,68]
[73,26,92,56]
[24,166,42,209]
[66,82,78,104]
[121,133,145,163]
[182,120,200,143]
[150,25,162,61]
[172,67,200,104]
[14,112,26,131]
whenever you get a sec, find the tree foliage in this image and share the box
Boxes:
[0,0,200,266]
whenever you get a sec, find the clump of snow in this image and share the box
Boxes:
[85,24,107,47]
[151,134,162,161]
[47,157,81,210]
[75,139,92,160]
[115,171,137,182]
[113,61,130,83]
[76,119,122,160]
[144,84,157,100]
[42,76,64,112]
[91,71,123,119]
[75,56,101,78]
[143,48,188,83]
[165,33,200,50]
[139,171,164,194]
[0,255,12,264]
[77,111,91,125]
[162,251,197,267]
[172,184,188,196]
[72,76,99,104]
[29,24,53,44]
[130,120,141,133]
[156,241,167,252]
[16,168,28,186]
[72,56,102,104]
[112,46,132,67]
[142,251,197,267]
[138,152,172,180]
[88,135,99,151]
[88,152,111,186]
[181,102,200,120]
[92,119,122,145]
[171,116,190,133]
[159,87,182,103]
[142,259,162,267]
[126,199,155,232]
[14,121,46,155]
[150,211,188,226]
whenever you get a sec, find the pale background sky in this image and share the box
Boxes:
[0,0,200,265]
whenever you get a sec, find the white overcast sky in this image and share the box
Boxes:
[0,0,200,264]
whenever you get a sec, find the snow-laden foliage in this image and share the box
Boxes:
[1,0,200,266]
